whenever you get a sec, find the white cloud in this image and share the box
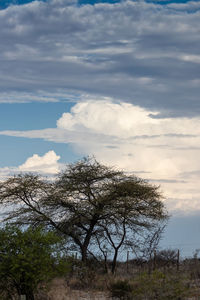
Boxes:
[0,150,61,179]
[57,100,200,137]
[18,150,61,174]
[57,101,159,137]
[0,91,79,103]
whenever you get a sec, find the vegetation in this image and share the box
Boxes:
[0,225,70,300]
[110,270,190,300]
[2,157,196,299]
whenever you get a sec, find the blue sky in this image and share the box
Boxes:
[0,0,119,9]
[0,0,199,9]
[0,102,79,166]
[1,0,200,256]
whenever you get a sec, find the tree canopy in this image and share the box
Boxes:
[0,157,168,272]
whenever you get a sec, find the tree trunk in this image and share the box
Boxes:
[81,246,88,262]
[81,216,98,262]
[19,289,34,300]
[104,252,108,274]
[18,291,34,300]
[19,275,35,300]
[25,290,34,300]
[111,249,119,274]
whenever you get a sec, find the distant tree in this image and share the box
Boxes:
[0,157,168,266]
[134,222,167,261]
[156,249,178,267]
[0,225,69,300]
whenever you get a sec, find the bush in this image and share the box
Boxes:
[0,225,71,300]
[110,279,132,300]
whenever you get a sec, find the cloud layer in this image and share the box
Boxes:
[1,0,200,116]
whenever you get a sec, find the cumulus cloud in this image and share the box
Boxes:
[1,100,200,213]
[56,101,200,137]
[57,101,160,137]
[0,0,200,115]
[0,150,61,179]
[18,150,61,174]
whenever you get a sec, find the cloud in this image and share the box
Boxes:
[0,91,67,103]
[0,0,200,115]
[18,150,61,174]
[57,101,160,137]
[0,150,61,179]
[1,99,200,214]
[56,100,200,137]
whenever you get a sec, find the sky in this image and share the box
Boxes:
[1,0,200,256]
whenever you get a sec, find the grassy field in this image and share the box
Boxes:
[32,254,200,300]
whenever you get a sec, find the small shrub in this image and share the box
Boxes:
[68,260,99,289]
[110,279,132,300]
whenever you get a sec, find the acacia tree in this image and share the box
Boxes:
[0,157,168,263]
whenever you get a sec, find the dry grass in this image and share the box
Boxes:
[6,258,200,300]
[36,278,111,300]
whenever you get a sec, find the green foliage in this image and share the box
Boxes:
[0,225,70,299]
